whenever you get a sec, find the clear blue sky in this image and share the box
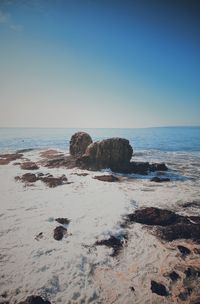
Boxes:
[0,0,200,128]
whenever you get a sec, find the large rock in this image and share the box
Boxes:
[69,132,92,157]
[77,137,133,171]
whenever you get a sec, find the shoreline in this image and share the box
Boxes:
[0,148,200,303]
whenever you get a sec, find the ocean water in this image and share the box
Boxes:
[0,126,200,153]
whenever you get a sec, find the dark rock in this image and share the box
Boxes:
[184,267,200,278]
[77,137,133,171]
[0,153,23,165]
[18,295,51,304]
[127,162,150,175]
[55,218,70,225]
[95,234,127,257]
[169,271,180,281]
[93,175,119,182]
[151,280,168,296]
[41,175,68,188]
[150,163,168,171]
[20,162,39,170]
[44,155,77,169]
[70,132,93,157]
[177,245,191,256]
[19,173,38,183]
[126,207,180,226]
[130,286,135,292]
[150,177,170,182]
[35,232,43,241]
[53,226,67,240]
[178,291,189,301]
[159,223,200,242]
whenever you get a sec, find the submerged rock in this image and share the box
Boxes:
[18,296,51,304]
[53,226,67,240]
[150,177,170,182]
[93,175,119,182]
[151,281,168,296]
[20,161,39,170]
[177,245,191,256]
[55,218,70,225]
[95,234,127,257]
[70,132,92,157]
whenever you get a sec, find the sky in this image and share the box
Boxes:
[0,0,200,128]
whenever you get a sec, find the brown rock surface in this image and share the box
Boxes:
[20,162,39,170]
[70,132,92,157]
[93,175,119,182]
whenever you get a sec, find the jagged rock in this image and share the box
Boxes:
[159,222,200,242]
[53,226,67,240]
[151,280,168,296]
[18,295,51,304]
[20,162,39,170]
[43,155,77,169]
[70,132,92,157]
[77,137,133,171]
[150,163,168,171]
[93,175,119,182]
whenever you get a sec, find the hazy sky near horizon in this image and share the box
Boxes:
[0,0,200,128]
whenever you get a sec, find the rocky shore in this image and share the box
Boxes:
[0,132,199,304]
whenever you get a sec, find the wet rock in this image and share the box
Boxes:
[151,280,168,296]
[18,173,38,183]
[41,175,68,188]
[93,175,119,182]
[126,207,180,226]
[43,155,77,169]
[18,295,51,304]
[150,163,168,171]
[0,153,23,165]
[169,271,180,281]
[70,132,93,157]
[159,222,200,242]
[127,161,150,175]
[39,149,64,159]
[16,148,34,153]
[177,245,191,256]
[77,137,133,171]
[95,234,127,257]
[184,267,200,278]
[150,177,170,182]
[55,218,70,225]
[53,226,67,240]
[20,162,39,170]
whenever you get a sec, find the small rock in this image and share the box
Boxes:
[20,173,38,183]
[95,234,127,257]
[35,232,43,241]
[151,280,168,296]
[169,271,180,281]
[93,175,119,182]
[18,295,51,304]
[150,177,170,182]
[194,248,200,254]
[20,162,39,170]
[177,245,191,256]
[55,218,70,225]
[53,226,67,240]
[41,175,68,188]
